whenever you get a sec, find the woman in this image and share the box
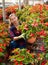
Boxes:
[9,13,26,50]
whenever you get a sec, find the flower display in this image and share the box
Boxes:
[0,5,19,20]
[0,9,3,20]
[17,4,48,47]
[9,48,48,65]
[16,4,48,22]
[5,5,19,19]
[9,48,35,65]
[0,22,11,62]
[0,4,48,65]
[16,4,48,65]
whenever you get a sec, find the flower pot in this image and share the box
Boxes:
[27,37,36,44]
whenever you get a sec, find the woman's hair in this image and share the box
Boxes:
[9,13,15,19]
[9,13,15,28]
[6,12,11,17]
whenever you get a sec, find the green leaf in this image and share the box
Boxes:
[0,63,6,65]
[16,57,25,62]
[0,30,2,32]
[0,39,4,43]
[29,19,33,23]
[36,18,40,22]
[0,52,4,57]
[45,53,48,60]
[40,36,45,38]
[1,46,6,50]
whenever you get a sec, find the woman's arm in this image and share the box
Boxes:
[13,33,25,40]
[9,29,21,40]
[9,26,25,41]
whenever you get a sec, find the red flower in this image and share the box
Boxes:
[30,33,35,37]
[36,30,46,36]
[41,60,47,65]
[20,61,23,65]
[16,52,19,54]
[32,22,38,27]
[0,48,3,52]
[39,5,43,11]
[14,60,18,65]
[14,60,17,63]
[21,56,24,59]
[15,61,18,65]
[3,44,6,47]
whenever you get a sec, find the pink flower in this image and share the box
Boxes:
[40,45,45,51]
[32,22,38,27]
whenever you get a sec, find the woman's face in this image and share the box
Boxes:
[10,14,19,26]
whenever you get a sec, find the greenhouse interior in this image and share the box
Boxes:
[0,0,48,65]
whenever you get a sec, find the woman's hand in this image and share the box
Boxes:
[18,33,25,39]
[13,37,19,40]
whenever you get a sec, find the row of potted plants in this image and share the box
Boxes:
[9,48,48,65]
[8,4,48,65]
[0,4,48,65]
[11,4,48,65]
[17,4,48,50]
[0,22,11,63]
[16,4,48,22]
[0,5,18,20]
[0,9,3,20]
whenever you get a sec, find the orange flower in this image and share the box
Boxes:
[45,22,48,26]
[0,44,3,47]
[31,53,35,58]
[27,50,30,53]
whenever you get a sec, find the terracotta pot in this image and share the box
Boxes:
[27,37,36,44]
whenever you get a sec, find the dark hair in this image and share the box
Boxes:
[6,12,12,17]
[10,23,14,26]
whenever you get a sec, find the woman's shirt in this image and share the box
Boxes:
[9,25,26,47]
[9,26,21,38]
